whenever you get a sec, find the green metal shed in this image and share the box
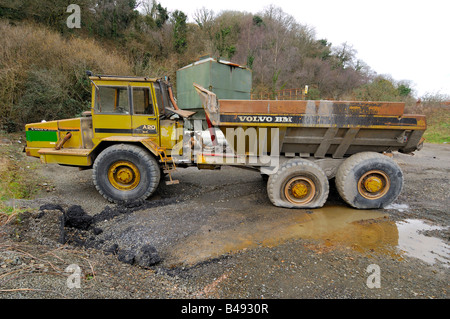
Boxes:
[176,57,252,120]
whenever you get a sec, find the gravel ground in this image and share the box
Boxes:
[0,143,449,302]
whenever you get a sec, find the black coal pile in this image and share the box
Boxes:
[64,205,93,230]
[20,204,162,268]
[118,244,161,268]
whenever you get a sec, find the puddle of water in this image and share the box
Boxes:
[169,204,450,267]
[169,205,395,265]
[385,203,410,212]
[396,219,450,267]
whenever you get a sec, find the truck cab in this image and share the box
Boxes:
[25,74,194,204]
[25,75,191,165]
[92,76,170,147]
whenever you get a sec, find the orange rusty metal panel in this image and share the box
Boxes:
[219,100,405,117]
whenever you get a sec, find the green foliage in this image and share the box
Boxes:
[215,26,237,59]
[252,15,264,26]
[247,53,255,70]
[272,70,281,95]
[171,10,187,54]
[139,0,169,30]
[0,1,27,20]
[0,0,70,31]
[316,39,332,61]
[306,87,321,100]
[0,0,140,38]
[90,0,139,38]
[353,76,410,101]
[15,68,90,126]
[397,83,412,97]
[155,3,169,28]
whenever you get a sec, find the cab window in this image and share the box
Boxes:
[132,87,154,115]
[95,86,130,114]
[153,83,166,115]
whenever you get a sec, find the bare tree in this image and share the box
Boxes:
[332,42,357,69]
[193,7,216,55]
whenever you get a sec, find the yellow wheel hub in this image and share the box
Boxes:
[364,176,383,193]
[108,161,140,191]
[291,182,309,198]
[116,167,134,184]
[358,170,390,200]
[284,176,316,205]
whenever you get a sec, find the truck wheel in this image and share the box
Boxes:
[267,159,329,208]
[93,144,161,204]
[335,152,403,209]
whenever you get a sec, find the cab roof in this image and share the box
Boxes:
[88,75,158,82]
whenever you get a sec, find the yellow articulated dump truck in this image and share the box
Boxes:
[25,73,426,209]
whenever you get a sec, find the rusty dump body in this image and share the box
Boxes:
[194,84,426,159]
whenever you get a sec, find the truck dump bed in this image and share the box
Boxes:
[194,84,426,159]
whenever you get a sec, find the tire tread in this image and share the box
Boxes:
[93,144,160,204]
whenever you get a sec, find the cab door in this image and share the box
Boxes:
[92,84,132,141]
[130,83,159,143]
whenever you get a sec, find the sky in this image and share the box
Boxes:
[151,0,450,98]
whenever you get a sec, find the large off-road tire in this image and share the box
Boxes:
[93,144,161,204]
[335,152,403,209]
[267,158,329,209]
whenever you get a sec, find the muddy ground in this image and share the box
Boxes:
[0,143,449,302]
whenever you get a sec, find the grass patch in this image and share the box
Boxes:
[0,132,43,219]
[405,101,450,144]
[422,108,450,144]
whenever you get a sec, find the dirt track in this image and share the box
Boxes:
[0,143,449,300]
